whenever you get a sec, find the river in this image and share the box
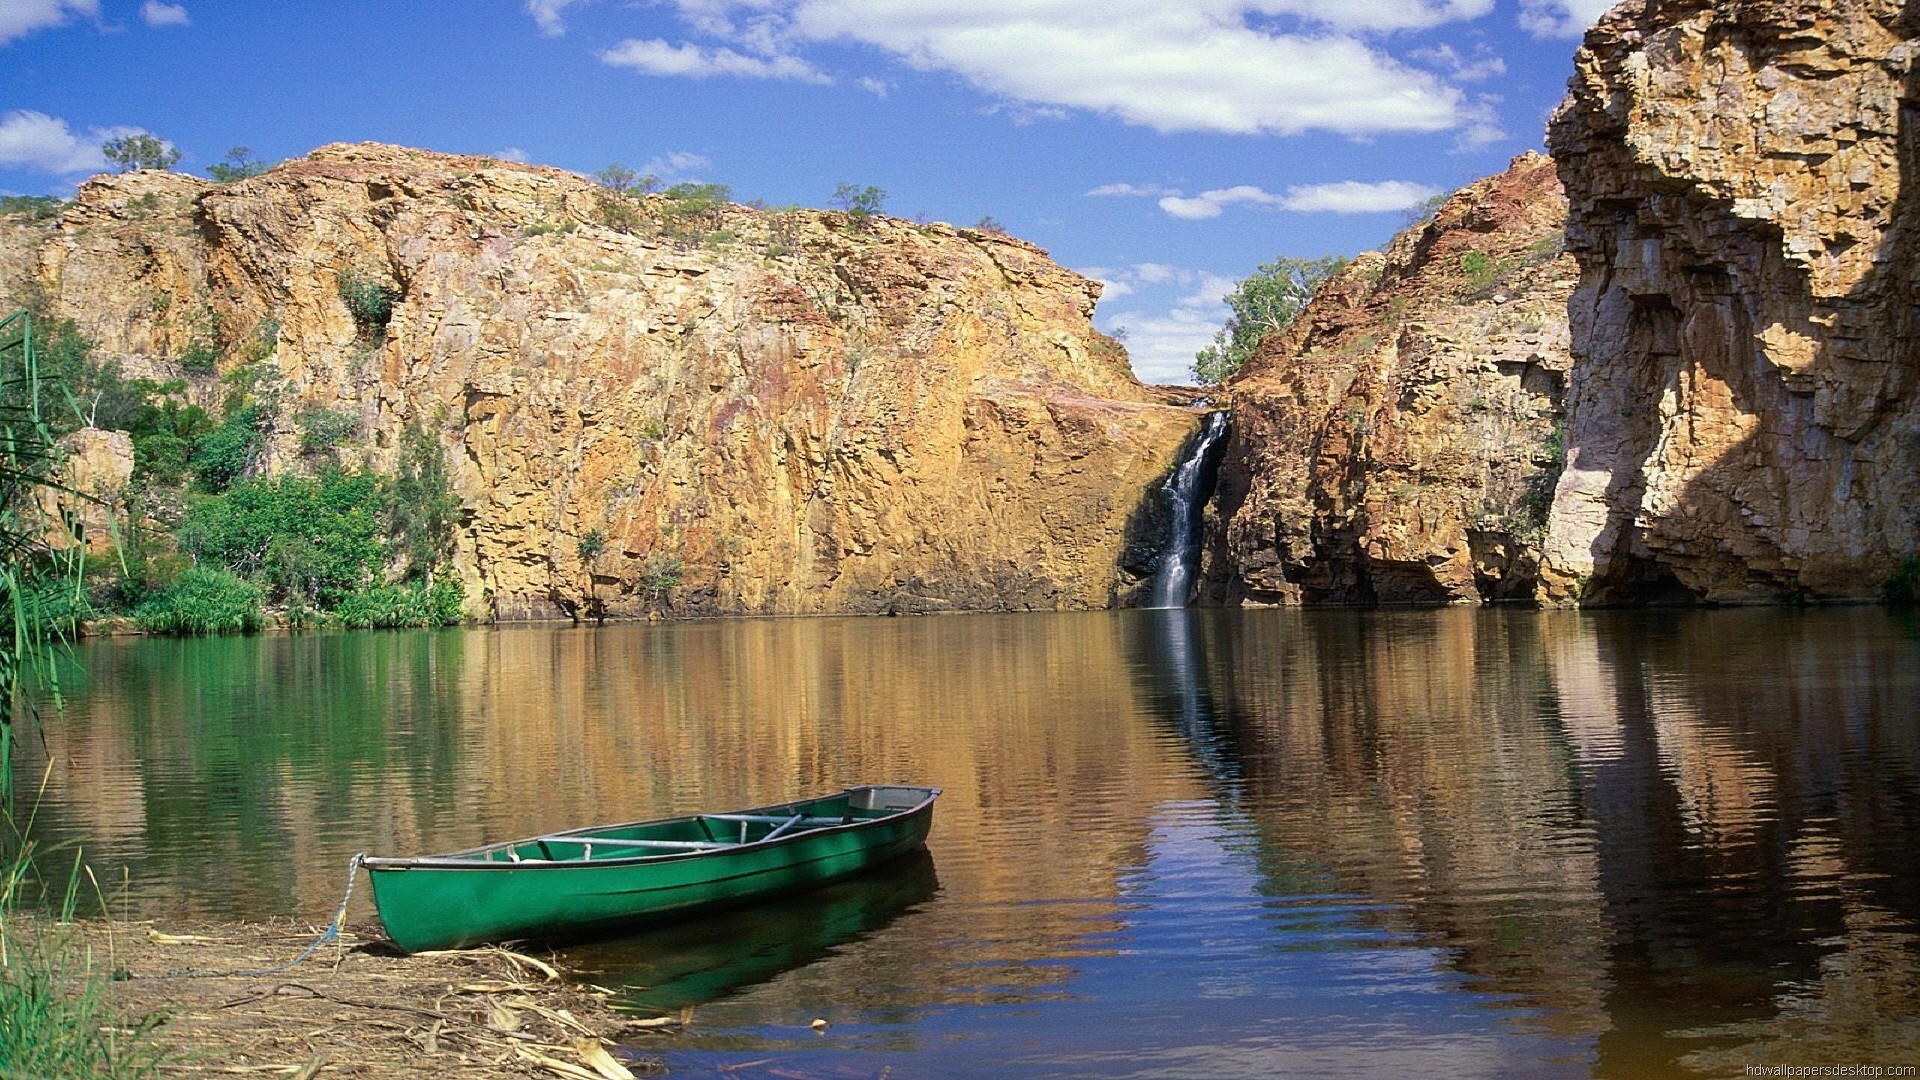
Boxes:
[17,607,1920,1079]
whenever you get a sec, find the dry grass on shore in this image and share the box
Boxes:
[80,918,683,1078]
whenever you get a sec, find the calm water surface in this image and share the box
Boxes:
[20,608,1920,1078]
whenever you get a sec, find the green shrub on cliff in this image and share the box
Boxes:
[336,270,399,337]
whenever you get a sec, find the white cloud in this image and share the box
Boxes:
[1412,42,1505,81]
[639,150,712,180]
[1518,0,1614,38]
[1159,184,1278,219]
[138,0,188,27]
[858,75,890,97]
[1086,182,1177,198]
[0,0,99,44]
[1087,263,1241,383]
[1152,178,1440,219]
[1246,0,1495,33]
[492,146,532,163]
[0,109,139,173]
[1275,178,1440,213]
[599,37,832,83]
[526,0,586,36]
[626,0,1477,137]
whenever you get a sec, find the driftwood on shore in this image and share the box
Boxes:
[94,919,680,1078]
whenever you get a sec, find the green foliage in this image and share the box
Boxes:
[296,406,359,455]
[188,401,268,493]
[577,528,607,563]
[1192,254,1346,385]
[383,420,459,583]
[0,195,67,221]
[332,578,464,629]
[636,553,682,596]
[591,164,655,233]
[100,134,180,173]
[182,469,384,608]
[658,182,733,241]
[832,183,887,228]
[206,146,269,182]
[130,566,263,635]
[335,270,400,337]
[177,306,222,373]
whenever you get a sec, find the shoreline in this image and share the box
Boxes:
[56,917,680,1077]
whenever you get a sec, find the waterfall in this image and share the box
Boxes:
[1145,410,1231,609]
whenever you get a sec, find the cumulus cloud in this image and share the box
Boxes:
[138,1,188,26]
[1133,178,1440,219]
[0,0,99,44]
[1412,43,1505,82]
[526,0,586,36]
[1086,182,1177,198]
[1087,263,1242,383]
[0,109,138,174]
[599,37,832,83]
[639,150,712,180]
[1518,0,1615,38]
[1275,178,1441,212]
[609,0,1480,137]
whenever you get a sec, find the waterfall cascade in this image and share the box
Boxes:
[1145,410,1232,609]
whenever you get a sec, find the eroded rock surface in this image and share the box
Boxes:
[1215,153,1577,605]
[13,144,1198,618]
[1543,0,1920,603]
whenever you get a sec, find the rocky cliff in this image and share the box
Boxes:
[1212,153,1578,605]
[10,143,1199,619]
[1543,0,1920,603]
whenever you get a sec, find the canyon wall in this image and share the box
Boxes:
[9,144,1198,619]
[1543,0,1920,603]
[1213,153,1578,605]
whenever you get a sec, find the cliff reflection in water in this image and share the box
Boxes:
[24,609,1920,1076]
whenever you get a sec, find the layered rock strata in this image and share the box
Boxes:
[1543,0,1920,603]
[1213,153,1577,604]
[12,143,1198,618]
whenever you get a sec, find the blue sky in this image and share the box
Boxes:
[0,0,1609,383]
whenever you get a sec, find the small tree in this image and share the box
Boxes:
[1193,254,1346,385]
[832,183,886,229]
[207,146,269,182]
[101,134,181,173]
[592,163,660,232]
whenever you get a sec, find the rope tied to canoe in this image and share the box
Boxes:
[152,852,366,980]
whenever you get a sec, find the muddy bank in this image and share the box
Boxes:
[74,918,681,1078]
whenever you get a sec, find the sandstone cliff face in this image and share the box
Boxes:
[1213,153,1577,605]
[1544,0,1920,603]
[16,144,1198,618]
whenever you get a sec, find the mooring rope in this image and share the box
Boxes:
[153,852,367,980]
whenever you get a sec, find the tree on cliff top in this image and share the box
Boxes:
[1193,254,1345,385]
[101,133,181,173]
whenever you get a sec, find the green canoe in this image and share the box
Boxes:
[364,784,940,953]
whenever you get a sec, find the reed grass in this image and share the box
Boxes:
[3,311,168,1077]
[1,820,168,1079]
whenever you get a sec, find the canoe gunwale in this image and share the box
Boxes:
[361,784,939,872]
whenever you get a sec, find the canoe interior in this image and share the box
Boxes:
[378,784,936,868]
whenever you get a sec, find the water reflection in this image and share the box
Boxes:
[18,608,1920,1077]
[570,850,939,1015]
